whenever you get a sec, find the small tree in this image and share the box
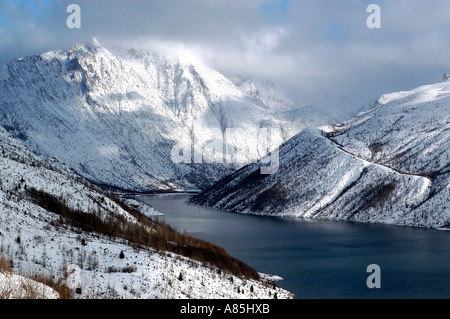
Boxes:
[178,272,183,281]
[119,250,125,259]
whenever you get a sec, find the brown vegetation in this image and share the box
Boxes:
[26,273,73,299]
[27,188,259,280]
[0,257,13,274]
[0,256,72,299]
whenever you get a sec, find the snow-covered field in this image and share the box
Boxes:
[0,272,59,299]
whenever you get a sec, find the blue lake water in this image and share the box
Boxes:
[138,194,450,299]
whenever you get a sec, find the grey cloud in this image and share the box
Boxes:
[2,0,450,116]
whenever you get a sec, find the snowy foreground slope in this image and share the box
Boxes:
[189,79,450,229]
[0,39,333,191]
[0,271,59,299]
[0,127,292,298]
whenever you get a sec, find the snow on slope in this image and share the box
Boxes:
[0,272,59,299]
[0,39,334,192]
[330,81,450,177]
[189,79,450,229]
[0,126,292,299]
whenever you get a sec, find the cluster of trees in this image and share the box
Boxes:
[27,187,259,280]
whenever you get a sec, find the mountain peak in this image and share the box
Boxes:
[67,38,107,57]
[84,37,104,50]
[0,40,335,191]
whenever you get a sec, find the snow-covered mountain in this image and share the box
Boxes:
[189,78,450,229]
[0,125,292,299]
[0,39,334,191]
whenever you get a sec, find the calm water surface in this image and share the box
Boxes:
[138,194,450,299]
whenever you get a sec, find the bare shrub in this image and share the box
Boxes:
[0,257,13,273]
[27,188,259,280]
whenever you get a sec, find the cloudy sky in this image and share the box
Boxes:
[1,0,450,115]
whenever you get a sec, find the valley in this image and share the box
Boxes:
[0,39,448,299]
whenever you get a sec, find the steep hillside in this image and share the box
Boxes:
[0,126,292,298]
[189,79,450,229]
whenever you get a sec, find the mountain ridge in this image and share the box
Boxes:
[0,39,335,191]
[189,78,450,229]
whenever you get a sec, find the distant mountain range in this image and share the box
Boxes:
[189,78,450,229]
[0,39,335,191]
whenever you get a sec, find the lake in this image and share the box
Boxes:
[137,194,450,299]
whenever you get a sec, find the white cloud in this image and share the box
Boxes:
[242,26,288,53]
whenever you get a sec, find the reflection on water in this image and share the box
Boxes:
[137,194,450,299]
